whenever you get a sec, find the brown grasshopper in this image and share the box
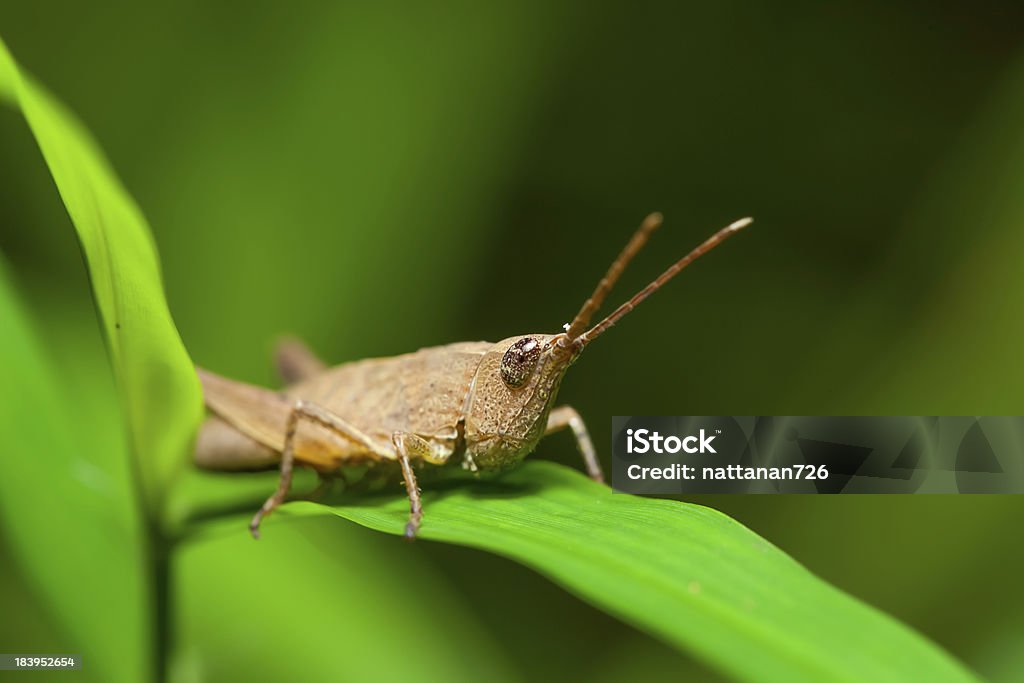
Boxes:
[195,213,752,539]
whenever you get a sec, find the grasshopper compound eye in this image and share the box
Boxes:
[500,337,541,388]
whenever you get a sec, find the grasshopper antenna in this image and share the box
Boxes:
[576,216,753,346]
[563,212,663,341]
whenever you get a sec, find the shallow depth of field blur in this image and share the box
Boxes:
[2,2,1023,681]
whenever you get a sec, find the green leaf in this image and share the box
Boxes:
[0,32,199,682]
[0,26,980,683]
[0,35,202,511]
[0,258,150,683]
[274,462,979,683]
[0,36,522,683]
[172,517,520,683]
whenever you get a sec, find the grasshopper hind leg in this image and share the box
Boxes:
[250,399,394,538]
[249,424,298,539]
[195,416,279,471]
[275,336,327,384]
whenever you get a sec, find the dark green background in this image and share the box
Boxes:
[2,2,1023,681]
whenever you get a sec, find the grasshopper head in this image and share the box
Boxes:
[463,333,580,472]
[463,213,752,473]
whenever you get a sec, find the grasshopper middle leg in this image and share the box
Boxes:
[250,399,391,539]
[307,468,348,501]
[545,405,604,483]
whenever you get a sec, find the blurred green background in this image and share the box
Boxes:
[2,1,1023,681]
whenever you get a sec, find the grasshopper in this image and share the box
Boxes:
[195,213,752,539]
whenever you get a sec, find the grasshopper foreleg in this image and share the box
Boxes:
[392,432,440,540]
[250,399,391,539]
[545,405,605,483]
